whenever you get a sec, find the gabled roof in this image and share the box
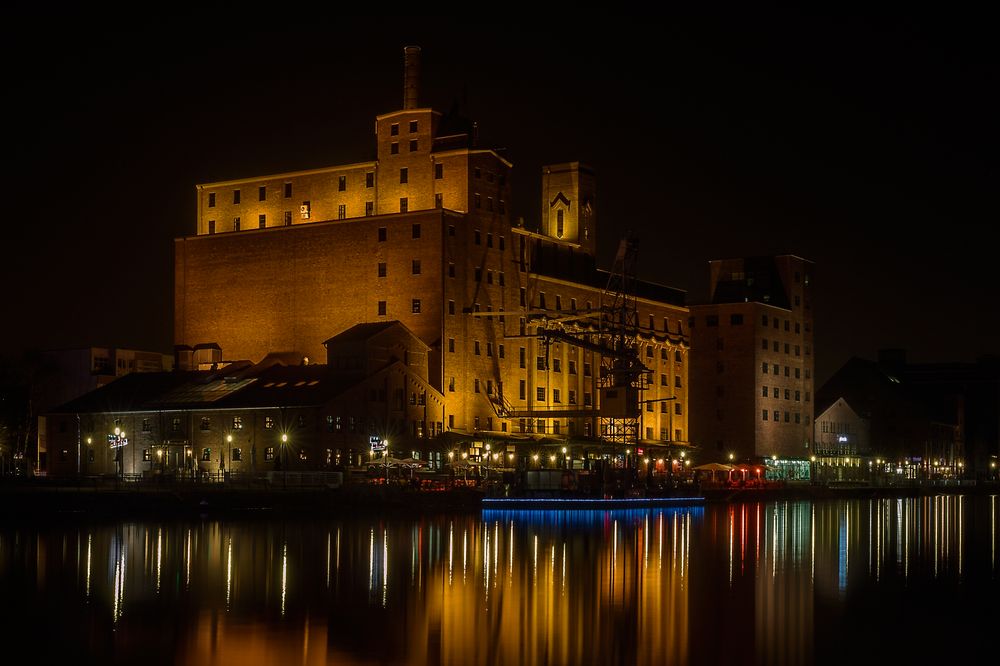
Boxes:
[323,321,430,351]
[323,322,399,346]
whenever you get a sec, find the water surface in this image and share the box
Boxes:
[1,495,996,665]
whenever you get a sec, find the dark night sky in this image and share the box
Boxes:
[3,14,996,386]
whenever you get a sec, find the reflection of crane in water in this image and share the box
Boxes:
[493,234,652,449]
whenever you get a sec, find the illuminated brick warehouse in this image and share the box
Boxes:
[46,47,692,476]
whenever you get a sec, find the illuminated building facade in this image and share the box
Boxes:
[45,322,445,477]
[174,47,690,454]
[689,255,814,463]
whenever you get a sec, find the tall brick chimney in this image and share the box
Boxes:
[403,46,421,109]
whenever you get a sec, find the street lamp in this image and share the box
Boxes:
[225,434,233,479]
[281,433,288,489]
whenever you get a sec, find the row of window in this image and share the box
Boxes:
[389,120,419,135]
[207,202,377,234]
[761,315,806,333]
[761,363,812,379]
[762,338,803,355]
[820,421,854,434]
[762,410,809,424]
[762,386,809,401]
[207,174,383,209]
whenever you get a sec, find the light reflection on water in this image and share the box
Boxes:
[0,496,997,665]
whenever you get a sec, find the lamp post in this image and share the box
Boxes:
[281,433,288,489]
[485,443,491,481]
[224,434,232,481]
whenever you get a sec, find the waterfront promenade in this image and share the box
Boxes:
[1,474,994,519]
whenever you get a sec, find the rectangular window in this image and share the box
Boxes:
[208,192,216,207]
[435,163,443,179]
[448,338,455,352]
[412,259,421,274]
[143,449,151,462]
[536,387,545,402]
[498,344,505,359]
[390,123,399,136]
[762,338,768,350]
[378,301,387,316]
[172,418,181,432]
[338,204,346,219]
[474,379,480,393]
[774,410,780,421]
[486,342,493,357]
[234,217,241,231]
[265,416,274,429]
[675,376,682,388]
[142,418,152,432]
[409,120,418,133]
[553,389,561,403]
[519,380,526,400]
[762,362,768,374]
[474,340,481,355]
[448,262,455,277]
[400,197,408,213]
[474,193,481,208]
[200,417,210,431]
[537,356,546,371]
[233,189,241,204]
[378,227,387,241]
[377,262,387,277]
[366,172,374,188]
[435,193,442,208]
[411,299,421,313]
[474,229,481,245]
[232,448,242,462]
[731,314,744,325]
[232,416,243,430]
[208,220,215,234]
[283,211,292,226]
[448,377,455,392]
[400,167,408,184]
[202,448,211,461]
[258,186,266,201]
[475,267,482,282]
[706,315,719,327]
[265,447,274,461]
[519,347,526,369]
[448,300,455,315]
[258,214,266,229]
[390,142,399,154]
[409,139,418,152]
[448,225,455,236]
[284,183,292,198]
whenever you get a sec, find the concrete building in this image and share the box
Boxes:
[173,47,690,455]
[689,256,814,467]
